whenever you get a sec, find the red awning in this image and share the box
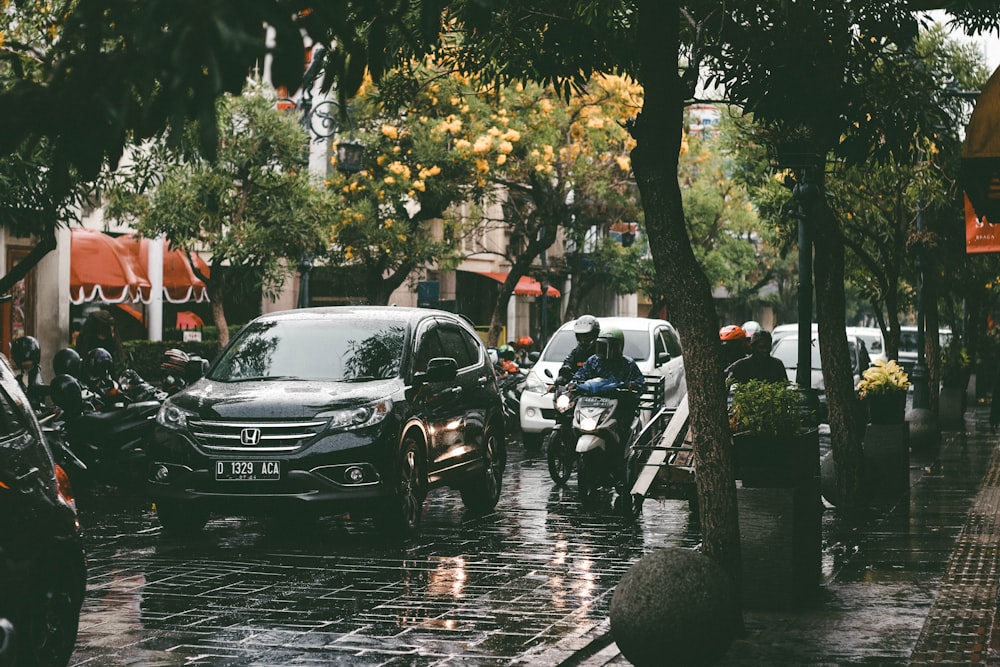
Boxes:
[70,229,210,305]
[70,229,150,304]
[478,271,561,298]
[113,235,210,304]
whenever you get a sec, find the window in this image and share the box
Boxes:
[437,324,475,369]
[413,327,445,374]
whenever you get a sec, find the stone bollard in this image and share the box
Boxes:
[610,547,738,667]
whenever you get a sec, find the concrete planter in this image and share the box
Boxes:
[862,422,910,498]
[939,387,966,429]
[733,429,821,609]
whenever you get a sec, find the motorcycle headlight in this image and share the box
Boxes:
[555,394,572,412]
[157,402,196,431]
[580,416,599,432]
[324,399,392,431]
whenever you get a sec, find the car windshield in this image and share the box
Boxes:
[539,328,650,363]
[772,338,861,374]
[210,318,407,382]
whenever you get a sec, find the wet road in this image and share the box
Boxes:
[68,438,701,666]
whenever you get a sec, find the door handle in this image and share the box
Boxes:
[478,376,489,386]
[448,387,463,395]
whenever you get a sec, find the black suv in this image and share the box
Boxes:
[147,306,507,536]
[0,355,86,667]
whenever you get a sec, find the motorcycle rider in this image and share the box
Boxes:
[497,345,520,375]
[719,324,750,368]
[556,315,601,385]
[53,347,83,379]
[569,327,645,482]
[726,329,788,385]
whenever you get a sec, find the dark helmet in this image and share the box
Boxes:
[50,374,84,417]
[53,348,83,377]
[573,315,601,346]
[84,347,115,379]
[596,327,625,360]
[498,344,516,361]
[160,348,190,374]
[10,336,40,366]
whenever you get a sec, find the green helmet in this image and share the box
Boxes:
[498,344,515,360]
[596,327,625,360]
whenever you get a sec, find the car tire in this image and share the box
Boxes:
[375,435,427,538]
[156,500,209,535]
[545,428,574,486]
[461,427,506,513]
[16,549,85,667]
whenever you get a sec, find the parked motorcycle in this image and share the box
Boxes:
[570,378,642,510]
[47,373,161,491]
[496,367,528,434]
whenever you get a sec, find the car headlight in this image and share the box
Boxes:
[324,399,392,431]
[524,371,549,394]
[157,402,196,431]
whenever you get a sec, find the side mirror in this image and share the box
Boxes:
[414,357,458,384]
[657,351,671,364]
[185,357,209,383]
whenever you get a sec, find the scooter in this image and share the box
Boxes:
[48,373,161,491]
[570,378,642,510]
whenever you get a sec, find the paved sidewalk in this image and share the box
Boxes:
[563,403,1000,666]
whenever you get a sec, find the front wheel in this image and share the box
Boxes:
[16,550,85,667]
[545,428,574,485]
[375,435,427,538]
[461,427,506,513]
[577,450,601,505]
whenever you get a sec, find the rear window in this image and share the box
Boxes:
[211,318,407,381]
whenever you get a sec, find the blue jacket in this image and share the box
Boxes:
[571,354,645,394]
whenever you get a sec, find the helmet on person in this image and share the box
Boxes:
[84,347,115,380]
[719,325,747,342]
[10,336,40,367]
[160,348,190,375]
[573,315,601,346]
[498,344,516,361]
[53,348,83,377]
[595,327,625,360]
[742,321,763,336]
[516,335,534,349]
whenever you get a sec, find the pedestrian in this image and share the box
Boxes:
[76,308,125,363]
[726,330,788,385]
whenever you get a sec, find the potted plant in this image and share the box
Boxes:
[858,359,910,424]
[729,380,818,487]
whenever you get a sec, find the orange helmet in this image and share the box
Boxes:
[516,335,534,348]
[719,325,747,341]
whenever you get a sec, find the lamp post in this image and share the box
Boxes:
[285,46,364,308]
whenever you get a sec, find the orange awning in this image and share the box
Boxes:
[70,229,210,305]
[478,271,561,298]
[70,229,150,304]
[113,235,210,304]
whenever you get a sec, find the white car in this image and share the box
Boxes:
[770,332,871,422]
[518,316,687,449]
[898,326,952,374]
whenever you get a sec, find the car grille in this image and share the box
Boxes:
[188,419,328,453]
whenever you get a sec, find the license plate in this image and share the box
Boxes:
[215,460,281,481]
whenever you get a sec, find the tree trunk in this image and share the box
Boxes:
[924,270,941,414]
[207,265,230,349]
[813,200,865,516]
[634,0,742,613]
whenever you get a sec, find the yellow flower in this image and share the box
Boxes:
[388,161,411,179]
[473,136,493,153]
[496,154,507,166]
[615,156,630,171]
[501,129,521,142]
[498,141,513,154]
[376,155,388,166]
[413,180,426,192]
[383,176,395,185]
[587,117,605,129]
[475,159,490,174]
[454,139,471,151]
[419,165,441,178]
[487,126,502,137]
[381,124,399,140]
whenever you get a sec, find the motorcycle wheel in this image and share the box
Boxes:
[577,451,599,505]
[545,429,574,485]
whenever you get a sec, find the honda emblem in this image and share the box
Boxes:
[240,428,262,446]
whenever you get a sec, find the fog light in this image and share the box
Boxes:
[526,407,537,418]
[153,465,170,482]
[345,466,365,483]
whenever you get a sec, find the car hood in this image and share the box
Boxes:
[784,368,826,392]
[168,377,403,420]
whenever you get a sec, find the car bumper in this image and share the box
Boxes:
[519,389,555,435]
[146,426,398,511]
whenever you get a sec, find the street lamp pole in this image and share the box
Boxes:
[285,46,364,309]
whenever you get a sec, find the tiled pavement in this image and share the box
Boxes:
[570,403,1000,666]
[69,402,1000,666]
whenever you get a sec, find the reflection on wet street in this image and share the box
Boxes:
[69,440,700,666]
